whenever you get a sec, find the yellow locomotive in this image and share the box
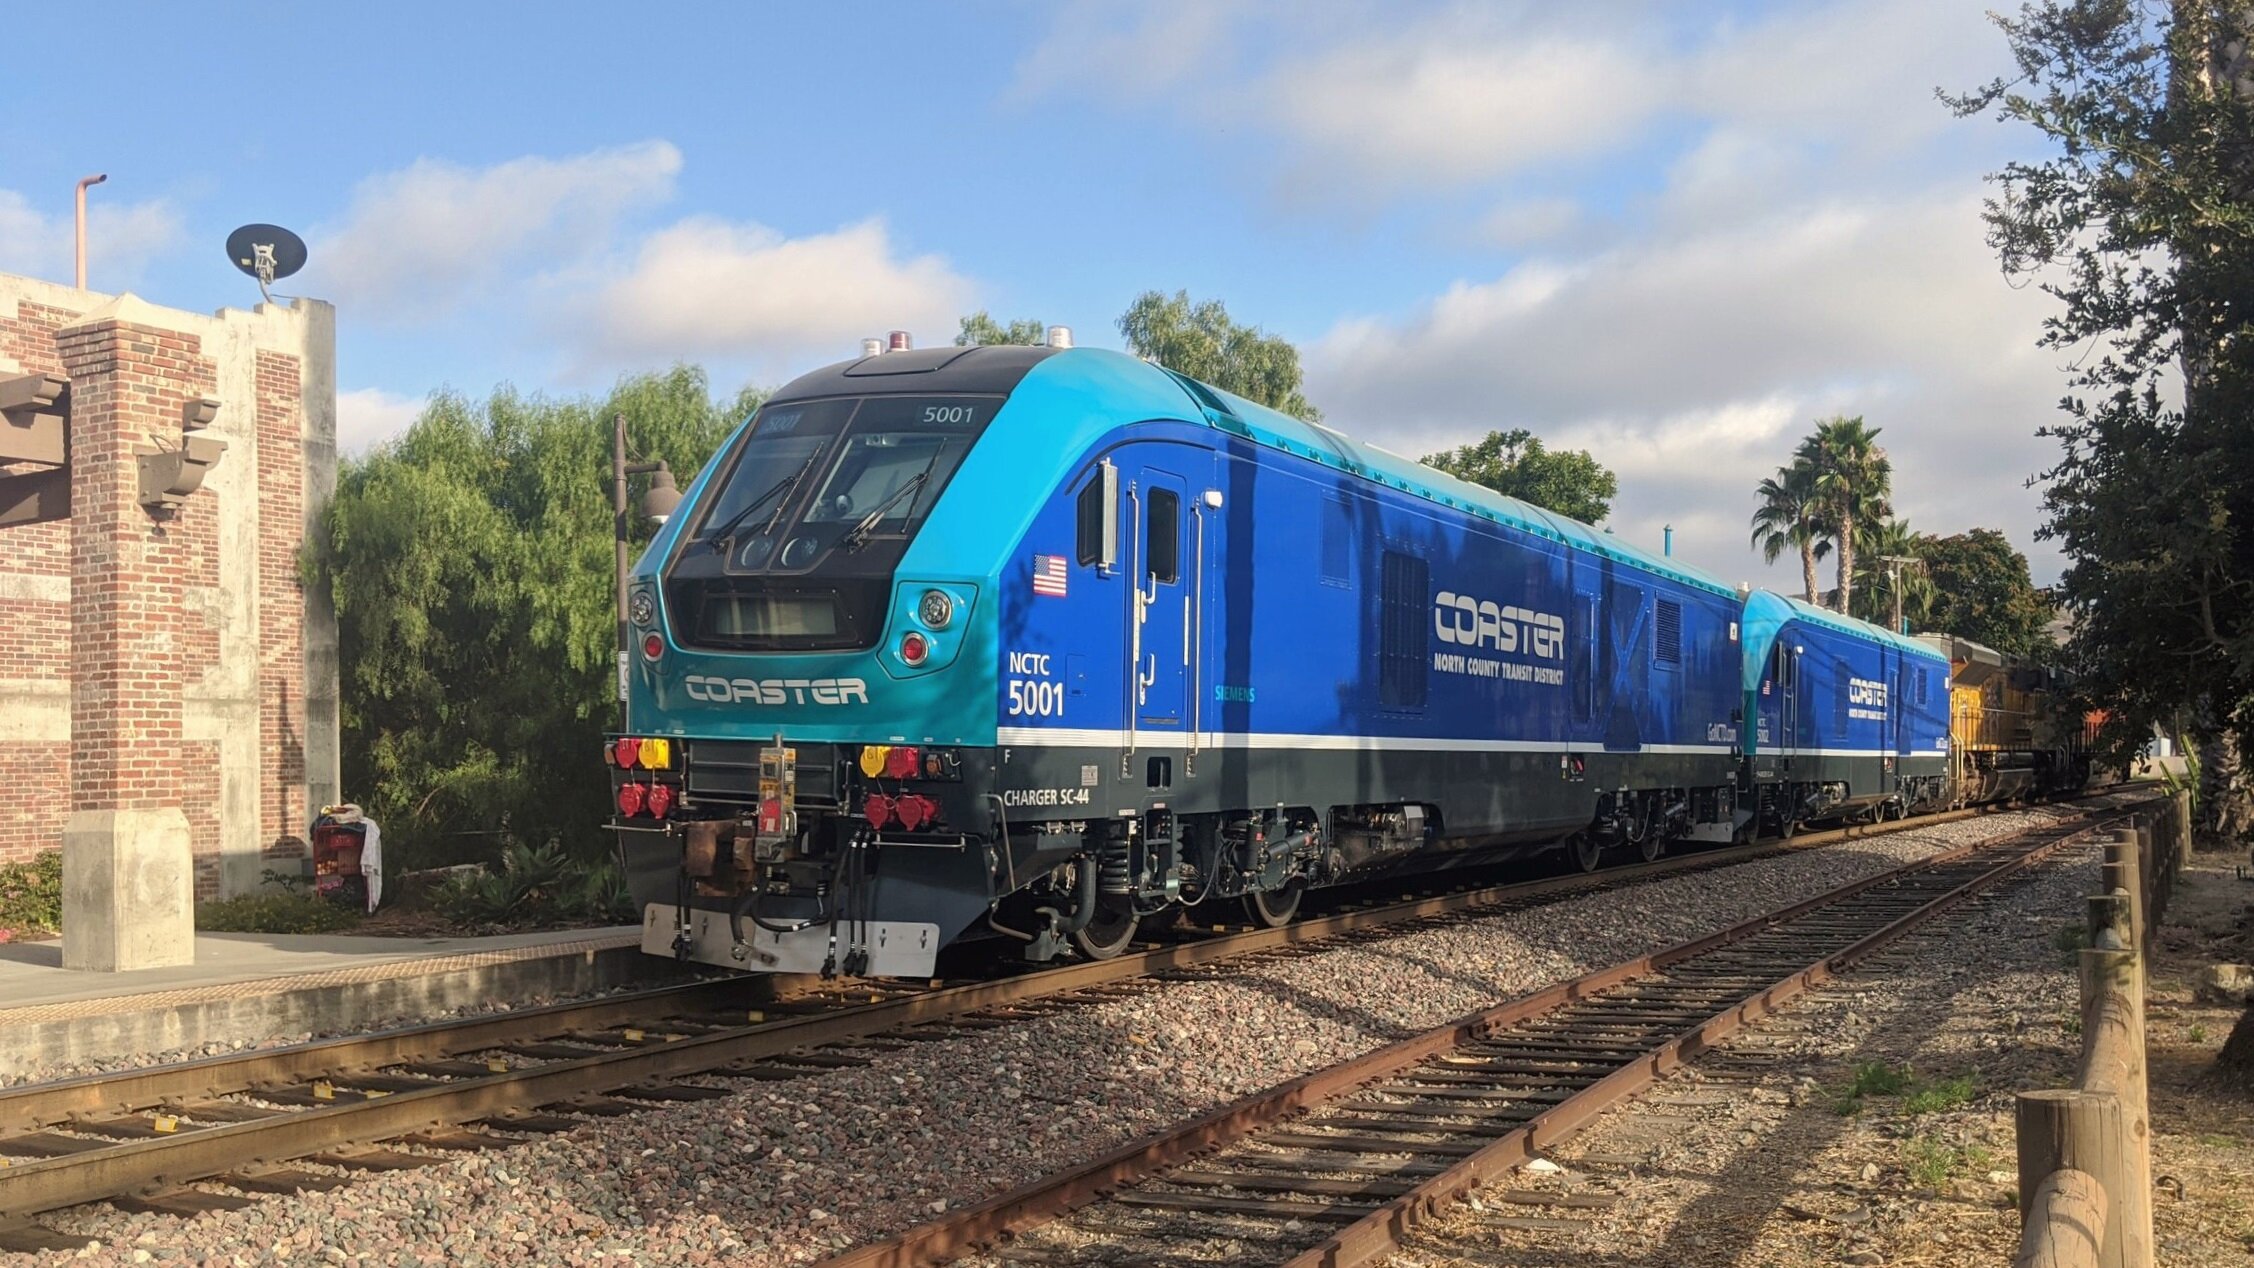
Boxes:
[1916,634,2095,805]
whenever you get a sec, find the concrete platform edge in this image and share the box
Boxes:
[1,942,683,1078]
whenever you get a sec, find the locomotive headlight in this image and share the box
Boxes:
[629,590,655,627]
[917,589,954,629]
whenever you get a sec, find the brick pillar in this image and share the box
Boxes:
[54,304,198,970]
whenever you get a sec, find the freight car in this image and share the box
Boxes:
[607,340,1952,977]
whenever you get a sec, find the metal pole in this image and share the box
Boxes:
[74,174,107,290]
[613,413,630,733]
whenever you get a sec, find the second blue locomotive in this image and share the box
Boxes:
[607,340,1951,976]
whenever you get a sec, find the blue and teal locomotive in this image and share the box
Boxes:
[607,340,1951,977]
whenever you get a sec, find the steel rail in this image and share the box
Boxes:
[0,791,2048,1137]
[0,977,766,1129]
[812,810,2124,1268]
[0,793,2122,1221]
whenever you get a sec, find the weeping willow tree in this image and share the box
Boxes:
[311,367,758,868]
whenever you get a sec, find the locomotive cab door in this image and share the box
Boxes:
[1775,640,1800,773]
[1126,464,1193,738]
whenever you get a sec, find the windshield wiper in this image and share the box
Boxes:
[697,453,817,553]
[840,470,932,553]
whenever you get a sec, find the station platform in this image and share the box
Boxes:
[0,925,669,1077]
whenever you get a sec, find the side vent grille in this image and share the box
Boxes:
[1655,599,1683,666]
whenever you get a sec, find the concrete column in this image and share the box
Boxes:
[55,300,197,970]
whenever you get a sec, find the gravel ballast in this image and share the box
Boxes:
[1382,812,2165,1266]
[17,803,2106,1267]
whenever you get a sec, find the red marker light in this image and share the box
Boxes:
[641,633,664,659]
[617,783,647,817]
[886,745,920,780]
[863,793,895,829]
[614,737,642,769]
[647,783,675,819]
[900,631,929,666]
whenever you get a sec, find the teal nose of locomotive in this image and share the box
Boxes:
[628,579,991,742]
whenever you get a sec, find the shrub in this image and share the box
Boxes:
[431,841,632,928]
[0,851,63,937]
[197,892,363,935]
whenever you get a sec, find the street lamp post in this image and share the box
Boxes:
[1879,554,1925,635]
[612,412,681,731]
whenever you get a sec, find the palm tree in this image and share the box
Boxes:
[1797,416,1892,615]
[1750,461,1828,603]
[1851,517,1934,630]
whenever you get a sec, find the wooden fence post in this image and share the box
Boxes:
[2135,817,2163,931]
[2104,829,2145,956]
[2016,1090,2127,1234]
[2080,947,2153,1268]
[2015,1167,2107,1268]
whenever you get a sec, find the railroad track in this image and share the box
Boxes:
[815,811,2121,1268]
[0,794,2122,1247]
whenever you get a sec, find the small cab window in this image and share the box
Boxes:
[1147,488,1180,584]
[1076,477,1104,566]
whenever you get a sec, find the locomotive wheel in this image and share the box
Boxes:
[1571,834,1603,873]
[1774,812,1799,840]
[1636,831,1665,864]
[1071,895,1140,960]
[1243,881,1303,928]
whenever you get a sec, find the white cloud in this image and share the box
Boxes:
[1267,32,1668,187]
[1307,193,2067,584]
[1021,0,2011,204]
[0,188,185,290]
[1478,197,1583,248]
[335,387,425,454]
[1010,5,1244,103]
[569,216,973,368]
[1014,1,2065,580]
[308,143,975,381]
[317,140,682,318]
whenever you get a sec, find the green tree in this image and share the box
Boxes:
[1952,0,2254,876]
[1917,529,2054,660]
[954,311,1048,346]
[313,366,759,868]
[1796,416,1893,616]
[1750,460,1830,604]
[1422,429,1618,524]
[1116,289,1322,421]
[1960,1,2254,1087]
[1851,518,1937,631]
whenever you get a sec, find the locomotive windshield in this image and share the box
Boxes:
[665,394,1001,651]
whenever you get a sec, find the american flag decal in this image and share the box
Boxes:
[1031,554,1068,597]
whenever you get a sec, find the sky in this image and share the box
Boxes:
[0,0,2075,589]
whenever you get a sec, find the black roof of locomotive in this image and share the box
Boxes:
[766,344,1061,404]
